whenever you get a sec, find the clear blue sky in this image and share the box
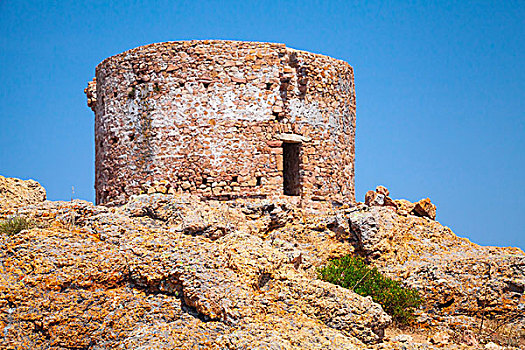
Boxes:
[1,1,523,248]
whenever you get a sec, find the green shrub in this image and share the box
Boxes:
[318,255,421,324]
[0,216,32,236]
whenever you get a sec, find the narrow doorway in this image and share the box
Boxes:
[283,143,301,195]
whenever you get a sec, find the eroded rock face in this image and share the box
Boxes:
[1,180,524,349]
[0,175,46,212]
[1,194,390,349]
[347,204,525,344]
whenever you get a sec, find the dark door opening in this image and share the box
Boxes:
[283,143,301,196]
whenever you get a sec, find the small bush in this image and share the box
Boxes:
[0,216,32,236]
[318,255,421,324]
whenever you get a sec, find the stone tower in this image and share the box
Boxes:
[85,40,356,207]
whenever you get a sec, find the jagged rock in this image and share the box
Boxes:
[1,178,524,349]
[346,204,525,345]
[412,197,436,220]
[376,185,390,197]
[394,199,415,216]
[364,186,397,209]
[348,207,407,260]
[0,175,46,213]
[1,194,390,349]
[383,195,398,209]
[364,186,438,220]
[365,190,378,206]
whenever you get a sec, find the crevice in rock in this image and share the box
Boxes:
[141,207,167,221]
[181,226,210,237]
[130,272,183,297]
[504,281,524,294]
[180,225,228,240]
[257,272,272,289]
[437,297,455,309]
[128,272,222,324]
[33,320,51,341]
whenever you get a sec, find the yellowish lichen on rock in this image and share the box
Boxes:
[1,179,523,349]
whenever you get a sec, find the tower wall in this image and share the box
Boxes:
[86,40,356,207]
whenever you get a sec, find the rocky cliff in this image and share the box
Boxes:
[0,175,46,212]
[0,178,523,349]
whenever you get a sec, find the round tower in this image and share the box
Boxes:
[85,40,356,207]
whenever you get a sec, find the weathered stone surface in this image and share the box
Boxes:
[412,197,436,220]
[365,190,377,206]
[87,41,357,209]
[1,177,524,349]
[1,194,389,349]
[364,187,435,219]
[394,198,415,216]
[364,186,397,209]
[347,204,525,346]
[383,195,398,209]
[376,185,389,196]
[0,175,46,213]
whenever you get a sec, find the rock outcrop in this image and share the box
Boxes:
[1,194,389,349]
[365,186,437,220]
[0,175,46,212]
[1,179,523,349]
[348,188,524,347]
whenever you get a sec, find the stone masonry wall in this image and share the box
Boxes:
[86,40,356,207]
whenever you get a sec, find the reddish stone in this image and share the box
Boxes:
[375,185,389,196]
[85,40,356,207]
[231,76,247,83]
[412,198,437,220]
[365,191,376,206]
[267,140,282,147]
[272,106,283,113]
[383,196,398,209]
